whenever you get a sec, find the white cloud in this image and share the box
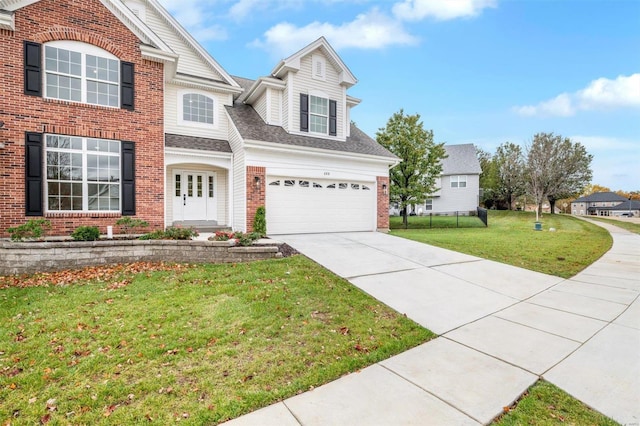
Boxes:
[578,74,640,109]
[251,8,418,58]
[392,0,497,21]
[157,0,228,42]
[514,73,640,117]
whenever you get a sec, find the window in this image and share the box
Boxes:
[300,93,336,136]
[309,95,328,134]
[182,93,214,125]
[425,199,433,211]
[45,135,121,212]
[44,41,119,107]
[450,175,467,188]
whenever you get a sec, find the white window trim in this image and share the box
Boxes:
[312,54,326,81]
[308,90,329,136]
[177,89,217,129]
[44,134,122,213]
[44,40,120,108]
[450,175,467,188]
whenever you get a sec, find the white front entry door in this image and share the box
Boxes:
[173,171,217,221]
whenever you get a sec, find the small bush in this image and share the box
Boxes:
[7,219,52,241]
[115,217,149,235]
[210,231,235,241]
[233,231,260,246]
[140,226,198,240]
[253,206,267,237]
[71,226,100,241]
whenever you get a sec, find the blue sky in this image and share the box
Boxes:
[157,0,640,192]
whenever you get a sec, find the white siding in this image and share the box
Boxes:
[144,6,225,80]
[432,175,480,213]
[254,93,267,123]
[228,124,246,232]
[269,88,282,125]
[165,84,230,139]
[288,51,345,139]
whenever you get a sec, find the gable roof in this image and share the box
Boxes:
[1,0,179,75]
[225,102,396,160]
[143,0,240,90]
[441,144,481,175]
[573,192,628,203]
[271,37,357,88]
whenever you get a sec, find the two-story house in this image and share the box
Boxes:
[389,143,481,216]
[571,192,635,217]
[0,0,396,237]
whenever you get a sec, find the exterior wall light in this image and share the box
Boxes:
[382,183,388,195]
[254,176,261,189]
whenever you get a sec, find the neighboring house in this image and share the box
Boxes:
[572,192,638,217]
[0,0,396,237]
[390,144,481,215]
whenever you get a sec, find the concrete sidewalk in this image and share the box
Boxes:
[225,221,639,425]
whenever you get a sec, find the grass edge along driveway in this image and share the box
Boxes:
[391,210,612,278]
[0,256,434,425]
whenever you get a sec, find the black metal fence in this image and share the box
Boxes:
[390,209,488,229]
[477,207,488,227]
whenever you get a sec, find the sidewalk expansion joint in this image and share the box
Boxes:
[379,362,483,425]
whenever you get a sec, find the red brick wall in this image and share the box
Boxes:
[245,166,265,232]
[376,176,390,231]
[0,0,164,237]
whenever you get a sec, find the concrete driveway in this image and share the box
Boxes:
[226,223,639,425]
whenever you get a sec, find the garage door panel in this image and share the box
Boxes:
[266,176,375,234]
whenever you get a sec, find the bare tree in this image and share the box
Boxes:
[495,142,526,210]
[526,132,593,218]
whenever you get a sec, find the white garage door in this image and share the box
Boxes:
[266,176,376,234]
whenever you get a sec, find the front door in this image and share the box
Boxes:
[173,171,217,221]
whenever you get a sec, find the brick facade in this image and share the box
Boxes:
[245,166,265,232]
[0,0,164,237]
[376,176,389,231]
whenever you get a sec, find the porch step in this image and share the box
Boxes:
[172,221,230,233]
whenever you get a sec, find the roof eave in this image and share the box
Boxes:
[243,138,397,164]
[145,0,240,89]
[0,9,13,30]
[244,77,286,104]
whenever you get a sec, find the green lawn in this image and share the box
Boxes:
[586,216,640,235]
[0,257,434,424]
[495,381,618,425]
[391,211,612,278]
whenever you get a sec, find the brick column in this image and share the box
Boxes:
[246,166,266,232]
[377,176,390,232]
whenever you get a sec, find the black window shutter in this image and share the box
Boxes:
[300,93,308,132]
[329,100,337,136]
[25,132,43,216]
[121,141,136,215]
[24,41,42,97]
[121,62,134,111]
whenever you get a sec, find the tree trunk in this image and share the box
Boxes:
[549,198,556,214]
[401,206,408,229]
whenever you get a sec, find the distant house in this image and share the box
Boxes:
[390,143,481,215]
[571,192,637,217]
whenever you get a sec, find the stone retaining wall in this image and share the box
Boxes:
[0,239,284,276]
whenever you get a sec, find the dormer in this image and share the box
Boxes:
[242,37,358,141]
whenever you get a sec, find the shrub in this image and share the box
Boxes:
[140,226,198,240]
[7,219,52,241]
[210,231,235,241]
[253,206,267,237]
[233,231,260,246]
[71,226,100,241]
[115,217,149,235]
